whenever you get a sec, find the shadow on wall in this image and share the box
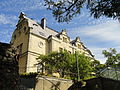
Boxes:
[19,77,36,90]
[20,77,61,90]
[20,75,72,90]
[68,81,86,90]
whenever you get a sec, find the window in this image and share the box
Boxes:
[39,31,46,37]
[17,43,23,55]
[19,44,23,54]
[63,37,67,43]
[72,48,74,53]
[78,44,81,49]
[59,47,63,52]
[37,63,44,73]
[37,64,42,73]
[14,35,16,39]
[68,51,71,54]
[24,27,26,32]
[64,49,67,52]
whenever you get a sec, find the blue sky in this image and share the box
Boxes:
[0,0,120,63]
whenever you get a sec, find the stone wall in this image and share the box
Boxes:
[20,76,73,90]
[0,42,19,90]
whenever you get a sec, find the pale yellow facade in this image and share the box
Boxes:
[11,12,94,73]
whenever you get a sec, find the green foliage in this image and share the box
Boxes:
[92,60,105,72]
[90,0,120,20]
[37,51,94,80]
[37,51,71,77]
[44,0,120,22]
[68,53,94,80]
[44,0,90,22]
[102,48,120,67]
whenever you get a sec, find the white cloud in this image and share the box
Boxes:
[90,45,120,64]
[0,0,45,12]
[0,14,9,24]
[69,19,120,43]
[0,29,12,43]
[82,20,120,42]
[68,19,120,63]
[0,14,18,26]
[89,47,106,64]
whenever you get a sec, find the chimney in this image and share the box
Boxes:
[41,18,46,29]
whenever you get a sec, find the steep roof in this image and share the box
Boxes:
[24,16,58,39]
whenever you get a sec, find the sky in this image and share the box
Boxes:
[0,0,120,64]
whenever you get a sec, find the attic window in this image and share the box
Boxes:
[39,31,46,37]
[78,44,81,49]
[63,37,67,43]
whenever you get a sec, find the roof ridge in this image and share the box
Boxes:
[46,26,59,33]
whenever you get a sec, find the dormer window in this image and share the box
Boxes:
[39,31,46,37]
[78,44,81,49]
[63,37,67,43]
[61,29,67,35]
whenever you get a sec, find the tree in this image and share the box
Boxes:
[92,60,105,73]
[44,0,120,22]
[0,42,19,90]
[37,51,71,77]
[102,48,120,67]
[69,53,93,80]
[90,0,120,20]
[37,51,94,80]
[44,0,91,22]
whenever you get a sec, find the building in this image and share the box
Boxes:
[11,12,94,73]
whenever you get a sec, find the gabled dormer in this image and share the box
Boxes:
[70,36,82,48]
[56,29,70,43]
[61,29,67,35]
[16,12,29,33]
[11,12,29,44]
